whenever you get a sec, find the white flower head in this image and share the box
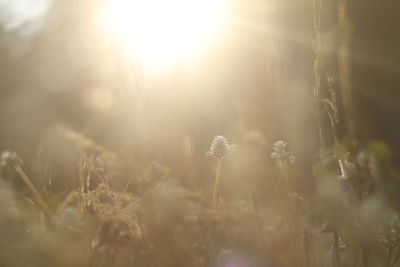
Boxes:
[271,140,295,164]
[206,135,234,159]
[0,150,22,168]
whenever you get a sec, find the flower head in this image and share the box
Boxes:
[206,136,234,159]
[0,150,22,168]
[270,140,295,164]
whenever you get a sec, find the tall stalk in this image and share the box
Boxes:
[312,0,326,156]
[333,228,341,267]
[212,158,222,208]
[207,136,233,208]
[271,141,308,266]
[337,0,355,137]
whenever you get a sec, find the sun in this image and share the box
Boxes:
[102,0,231,71]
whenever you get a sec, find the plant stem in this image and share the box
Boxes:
[14,165,49,212]
[282,163,309,267]
[282,161,291,192]
[212,158,222,208]
[352,244,359,267]
[333,228,340,267]
[303,227,311,267]
[312,0,327,156]
[337,0,355,137]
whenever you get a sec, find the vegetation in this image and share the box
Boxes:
[0,0,399,267]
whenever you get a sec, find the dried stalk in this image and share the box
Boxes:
[337,0,355,137]
[14,165,49,213]
[312,0,327,155]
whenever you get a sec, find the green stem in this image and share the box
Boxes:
[212,158,222,208]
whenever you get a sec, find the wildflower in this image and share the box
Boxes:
[270,140,295,164]
[206,136,234,159]
[0,150,22,168]
[206,136,234,208]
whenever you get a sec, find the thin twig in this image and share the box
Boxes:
[14,165,49,212]
[123,176,135,193]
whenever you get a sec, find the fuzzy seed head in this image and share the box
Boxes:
[271,140,295,164]
[0,150,22,168]
[207,136,233,159]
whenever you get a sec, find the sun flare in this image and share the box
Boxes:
[103,0,231,71]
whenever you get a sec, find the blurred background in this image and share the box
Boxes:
[0,0,400,266]
[0,0,399,205]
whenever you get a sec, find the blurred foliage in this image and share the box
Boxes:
[0,0,400,267]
